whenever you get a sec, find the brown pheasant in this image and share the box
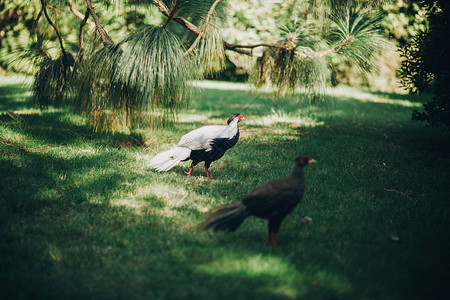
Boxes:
[200,156,316,245]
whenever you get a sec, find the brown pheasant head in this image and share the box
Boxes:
[295,156,317,168]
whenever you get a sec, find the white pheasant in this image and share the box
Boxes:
[148,113,244,179]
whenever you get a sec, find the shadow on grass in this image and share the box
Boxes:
[0,84,33,111]
[0,145,163,298]
[0,112,146,149]
[366,90,430,103]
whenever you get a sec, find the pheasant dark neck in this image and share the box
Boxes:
[291,166,305,179]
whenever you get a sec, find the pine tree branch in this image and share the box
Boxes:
[222,42,254,55]
[184,0,223,56]
[225,42,307,58]
[225,36,355,59]
[315,36,354,58]
[79,9,90,56]
[152,0,252,55]
[35,7,49,60]
[150,0,355,60]
[69,3,95,28]
[152,0,200,34]
[40,0,66,56]
[85,0,111,46]
[225,43,283,50]
[162,0,181,29]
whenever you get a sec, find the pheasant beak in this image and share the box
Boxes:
[308,158,317,164]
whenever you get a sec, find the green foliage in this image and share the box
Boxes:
[0,1,39,72]
[70,26,197,132]
[253,46,330,101]
[3,41,49,75]
[32,53,75,107]
[399,0,450,128]
[331,11,392,72]
[1,0,232,132]
[398,31,433,94]
[252,9,391,100]
[381,0,429,45]
[195,27,226,76]
[177,0,228,23]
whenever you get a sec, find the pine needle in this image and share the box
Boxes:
[69,26,197,132]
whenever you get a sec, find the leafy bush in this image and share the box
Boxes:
[399,0,450,129]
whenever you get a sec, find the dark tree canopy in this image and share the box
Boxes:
[399,0,450,129]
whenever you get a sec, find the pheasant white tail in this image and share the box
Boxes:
[148,147,191,172]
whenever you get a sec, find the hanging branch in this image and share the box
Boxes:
[40,0,66,56]
[150,0,354,59]
[314,36,354,58]
[152,1,252,55]
[85,0,111,46]
[34,6,49,60]
[69,3,95,28]
[184,0,222,56]
[162,0,181,29]
[153,0,200,34]
[224,37,355,59]
[79,9,90,56]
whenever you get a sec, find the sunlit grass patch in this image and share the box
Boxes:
[178,113,210,123]
[193,80,252,91]
[197,253,305,298]
[0,125,26,144]
[246,109,325,127]
[331,86,424,107]
[196,252,353,298]
[0,75,33,85]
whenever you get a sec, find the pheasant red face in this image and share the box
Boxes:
[237,114,244,122]
[307,158,317,164]
[296,156,317,166]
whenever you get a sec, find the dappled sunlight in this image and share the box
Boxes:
[0,125,26,144]
[0,75,32,85]
[135,150,157,163]
[110,182,211,217]
[196,252,352,298]
[196,253,304,298]
[193,80,252,91]
[330,86,423,108]
[112,192,151,213]
[193,80,423,109]
[240,127,303,145]
[1,107,65,115]
[246,112,324,127]
[178,113,210,123]
[0,90,32,99]
[0,90,32,111]
[149,182,212,214]
[151,183,189,207]
[109,185,160,216]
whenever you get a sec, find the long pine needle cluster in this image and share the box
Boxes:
[70,26,197,132]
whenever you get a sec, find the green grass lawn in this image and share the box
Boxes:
[1,76,449,300]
